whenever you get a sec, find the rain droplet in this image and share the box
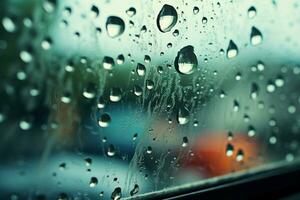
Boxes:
[193,7,199,15]
[106,16,125,38]
[126,7,136,17]
[110,88,122,102]
[91,5,99,18]
[107,144,116,157]
[233,100,240,112]
[83,83,97,99]
[146,146,152,154]
[2,17,16,32]
[136,63,146,76]
[266,81,276,93]
[250,83,259,100]
[182,136,189,147]
[248,125,256,137]
[130,184,139,196]
[97,96,105,109]
[20,50,32,63]
[116,54,125,65]
[98,113,111,127]
[111,187,122,200]
[226,40,238,59]
[157,4,178,33]
[177,107,190,125]
[174,45,198,75]
[85,158,92,166]
[236,149,244,162]
[103,56,115,70]
[248,6,257,19]
[89,177,98,188]
[250,26,263,46]
[226,143,234,157]
[146,80,154,90]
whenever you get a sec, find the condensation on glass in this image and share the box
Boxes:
[0,0,300,199]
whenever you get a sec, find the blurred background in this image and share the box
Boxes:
[0,0,300,199]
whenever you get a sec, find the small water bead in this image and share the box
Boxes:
[20,50,32,63]
[157,66,164,74]
[173,29,179,37]
[226,143,234,157]
[226,40,238,59]
[250,83,259,100]
[136,63,146,76]
[57,193,68,200]
[266,82,276,93]
[269,136,277,144]
[126,7,136,17]
[2,17,16,32]
[257,61,265,71]
[275,76,284,87]
[106,16,125,38]
[111,187,122,200]
[193,6,200,15]
[146,80,154,90]
[134,85,143,96]
[90,5,99,18]
[43,0,56,13]
[116,54,125,64]
[144,55,151,63]
[89,177,98,187]
[174,45,198,75]
[98,113,111,127]
[110,88,122,102]
[157,4,178,33]
[83,83,97,99]
[59,163,66,170]
[288,105,296,114]
[248,6,257,19]
[19,119,32,130]
[97,96,105,109]
[182,136,189,147]
[233,100,240,112]
[146,146,152,154]
[248,125,256,137]
[236,149,244,162]
[130,184,139,196]
[102,56,114,70]
[202,17,208,24]
[41,37,52,50]
[61,91,72,104]
[235,72,242,80]
[133,133,138,141]
[177,107,190,125]
[85,158,92,166]
[250,26,263,46]
[107,144,116,156]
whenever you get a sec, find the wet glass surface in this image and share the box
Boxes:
[1,0,300,199]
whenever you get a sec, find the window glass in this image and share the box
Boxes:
[1,0,300,199]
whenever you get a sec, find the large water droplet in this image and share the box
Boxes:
[177,107,190,125]
[130,184,139,196]
[250,26,263,46]
[89,177,98,187]
[226,143,234,157]
[107,144,116,156]
[106,16,125,38]
[174,45,198,75]
[226,40,238,59]
[157,4,178,33]
[98,113,111,127]
[110,88,122,102]
[102,56,115,70]
[248,6,257,19]
[111,187,122,200]
[136,63,146,76]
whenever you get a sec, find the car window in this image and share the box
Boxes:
[1,0,300,199]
